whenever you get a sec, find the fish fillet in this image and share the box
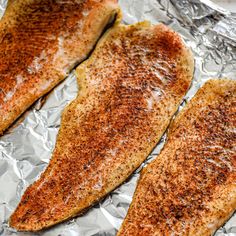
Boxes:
[117,79,236,236]
[0,0,119,134]
[9,21,194,231]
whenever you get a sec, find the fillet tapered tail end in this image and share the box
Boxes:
[9,212,34,232]
[9,187,47,232]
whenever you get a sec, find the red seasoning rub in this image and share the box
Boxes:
[10,21,194,231]
[118,79,236,236]
[0,0,119,134]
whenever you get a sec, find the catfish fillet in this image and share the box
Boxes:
[117,79,236,236]
[0,0,119,134]
[10,21,194,231]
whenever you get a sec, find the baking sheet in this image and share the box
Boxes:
[0,0,235,235]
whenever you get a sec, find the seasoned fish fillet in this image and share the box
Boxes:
[0,0,119,134]
[9,21,194,231]
[117,79,236,236]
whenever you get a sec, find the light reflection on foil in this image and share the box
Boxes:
[0,0,235,235]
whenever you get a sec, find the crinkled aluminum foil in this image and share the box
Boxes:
[0,0,235,235]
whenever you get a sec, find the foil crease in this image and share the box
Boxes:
[0,0,235,235]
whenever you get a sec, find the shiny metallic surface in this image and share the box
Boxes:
[0,0,235,235]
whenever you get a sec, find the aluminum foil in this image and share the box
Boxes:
[0,0,235,235]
